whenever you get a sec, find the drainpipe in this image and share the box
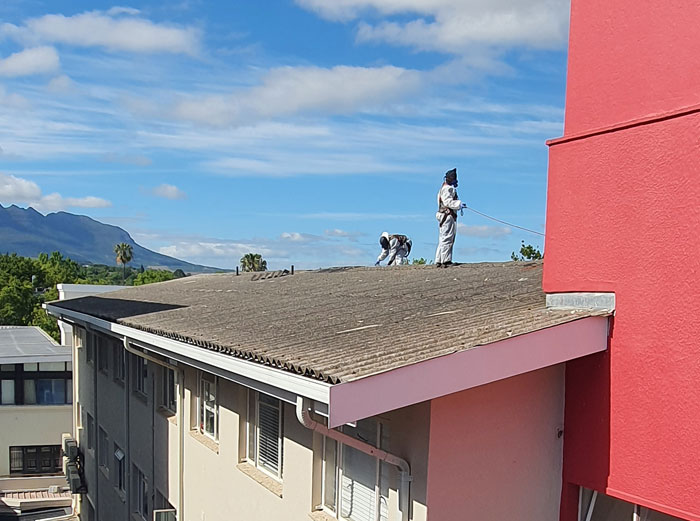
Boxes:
[123,339,183,519]
[295,397,412,521]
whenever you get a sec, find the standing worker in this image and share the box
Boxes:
[435,168,466,267]
[375,232,412,266]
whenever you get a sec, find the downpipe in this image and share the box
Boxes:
[296,397,412,521]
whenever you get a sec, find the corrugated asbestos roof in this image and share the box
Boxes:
[50,261,605,384]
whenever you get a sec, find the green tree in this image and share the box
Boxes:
[134,269,175,286]
[114,243,134,281]
[511,241,543,261]
[0,274,36,325]
[240,253,267,272]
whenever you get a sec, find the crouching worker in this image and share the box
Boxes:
[435,168,466,267]
[375,232,412,266]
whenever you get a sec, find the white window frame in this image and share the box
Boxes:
[245,390,283,481]
[320,420,387,521]
[198,373,218,440]
[161,367,176,413]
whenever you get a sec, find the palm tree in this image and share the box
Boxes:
[114,243,134,281]
[240,253,267,272]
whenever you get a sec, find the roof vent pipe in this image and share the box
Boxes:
[295,397,411,521]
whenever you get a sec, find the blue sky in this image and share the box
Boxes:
[0,0,570,270]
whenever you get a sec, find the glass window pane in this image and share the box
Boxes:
[10,447,23,472]
[24,380,37,404]
[1,380,15,405]
[67,361,72,371]
[24,363,38,372]
[258,399,281,475]
[67,379,73,404]
[589,491,635,521]
[1,364,14,371]
[205,409,215,436]
[36,379,66,405]
[247,391,256,460]
[39,362,65,372]
[323,438,338,512]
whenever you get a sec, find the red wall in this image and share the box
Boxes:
[544,1,700,520]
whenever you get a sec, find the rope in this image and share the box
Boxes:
[464,206,545,237]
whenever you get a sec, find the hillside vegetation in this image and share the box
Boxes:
[0,251,185,341]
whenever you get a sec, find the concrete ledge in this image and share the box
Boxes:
[546,292,615,311]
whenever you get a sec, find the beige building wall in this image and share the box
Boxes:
[0,405,72,476]
[71,327,431,521]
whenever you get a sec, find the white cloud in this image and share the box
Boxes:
[457,223,512,238]
[0,46,59,77]
[151,183,186,200]
[3,10,199,55]
[0,86,30,109]
[46,74,74,93]
[324,229,364,241]
[106,6,141,16]
[174,64,422,126]
[296,0,570,52]
[158,241,273,259]
[280,232,323,243]
[33,194,112,212]
[0,173,41,201]
[0,172,110,211]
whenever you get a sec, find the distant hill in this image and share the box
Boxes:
[0,204,223,273]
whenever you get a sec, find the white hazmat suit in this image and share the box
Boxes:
[376,232,412,266]
[435,183,462,265]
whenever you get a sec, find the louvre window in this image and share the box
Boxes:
[133,465,148,519]
[246,390,283,479]
[580,488,686,521]
[113,343,126,383]
[322,420,389,521]
[98,427,109,471]
[134,356,148,395]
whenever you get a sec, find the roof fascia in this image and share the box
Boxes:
[328,316,609,428]
[46,304,331,408]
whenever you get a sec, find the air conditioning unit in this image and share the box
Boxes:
[48,485,60,494]
[64,439,79,462]
[66,462,81,494]
[153,509,177,521]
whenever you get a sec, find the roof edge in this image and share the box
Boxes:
[327,316,610,428]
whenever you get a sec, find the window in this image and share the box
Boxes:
[246,390,283,480]
[579,489,686,521]
[98,427,109,471]
[133,465,148,520]
[114,445,125,492]
[9,446,61,474]
[321,420,389,521]
[0,363,71,406]
[113,343,125,383]
[134,356,148,395]
[86,333,95,364]
[161,367,176,413]
[199,373,218,440]
[97,337,109,375]
[86,413,95,451]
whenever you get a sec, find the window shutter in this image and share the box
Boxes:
[341,445,377,521]
[257,395,281,476]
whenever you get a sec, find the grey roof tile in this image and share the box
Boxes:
[50,261,604,383]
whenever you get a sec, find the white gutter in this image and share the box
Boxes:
[46,304,331,408]
[295,397,411,521]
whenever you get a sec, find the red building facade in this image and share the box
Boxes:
[544,1,700,520]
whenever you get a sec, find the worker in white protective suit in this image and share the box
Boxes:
[375,232,412,266]
[435,168,466,267]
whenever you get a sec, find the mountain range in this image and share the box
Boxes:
[0,204,222,273]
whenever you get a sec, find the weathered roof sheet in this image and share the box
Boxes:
[50,262,605,384]
[0,326,69,364]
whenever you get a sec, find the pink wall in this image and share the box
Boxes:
[426,365,566,521]
[564,0,700,135]
[545,1,700,519]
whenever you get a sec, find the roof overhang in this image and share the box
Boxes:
[47,304,609,428]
